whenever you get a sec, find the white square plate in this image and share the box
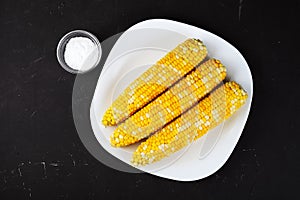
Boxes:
[90,19,253,181]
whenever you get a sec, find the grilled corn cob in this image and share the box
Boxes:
[102,39,207,126]
[131,82,248,165]
[110,59,226,147]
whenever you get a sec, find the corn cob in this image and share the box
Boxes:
[102,39,207,126]
[110,59,226,147]
[131,82,248,165]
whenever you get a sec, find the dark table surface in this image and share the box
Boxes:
[0,0,299,199]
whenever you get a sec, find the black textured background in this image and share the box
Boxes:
[0,0,299,199]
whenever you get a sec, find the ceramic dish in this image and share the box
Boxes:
[90,19,253,181]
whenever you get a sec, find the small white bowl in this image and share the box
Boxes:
[56,30,102,74]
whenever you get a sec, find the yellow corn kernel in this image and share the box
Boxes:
[131,82,248,166]
[110,59,226,147]
[102,39,207,126]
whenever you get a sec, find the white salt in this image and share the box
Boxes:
[64,37,98,71]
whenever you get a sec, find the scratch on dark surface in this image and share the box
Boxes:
[57,75,63,82]
[242,148,255,152]
[238,0,244,21]
[30,110,37,118]
[17,167,22,177]
[0,160,77,190]
[57,2,65,16]
[32,56,45,64]
[49,163,59,167]
[57,75,67,82]
[49,161,63,167]
[28,188,32,198]
[68,153,76,167]
[39,162,47,178]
